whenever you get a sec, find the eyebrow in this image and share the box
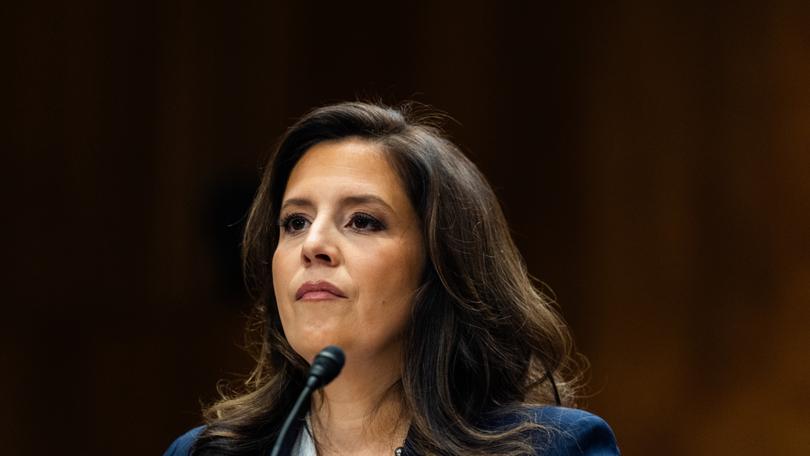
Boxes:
[280,194,395,212]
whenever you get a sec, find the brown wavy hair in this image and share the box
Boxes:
[191,101,583,455]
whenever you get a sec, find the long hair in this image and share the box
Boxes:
[191,101,583,455]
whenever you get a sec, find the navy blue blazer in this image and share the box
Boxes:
[164,406,619,455]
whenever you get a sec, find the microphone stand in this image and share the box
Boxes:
[269,346,345,456]
[269,376,317,456]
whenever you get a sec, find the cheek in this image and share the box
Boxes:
[272,242,295,281]
[358,242,425,317]
[271,246,294,311]
[271,248,281,280]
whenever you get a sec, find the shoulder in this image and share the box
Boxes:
[162,425,205,456]
[487,406,620,456]
[528,406,620,456]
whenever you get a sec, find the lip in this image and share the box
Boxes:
[295,280,348,301]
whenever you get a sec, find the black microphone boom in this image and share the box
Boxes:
[269,345,346,456]
[306,345,345,389]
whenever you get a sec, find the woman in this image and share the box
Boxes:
[165,101,619,455]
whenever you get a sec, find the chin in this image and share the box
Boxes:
[288,331,351,363]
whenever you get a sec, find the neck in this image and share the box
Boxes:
[308,348,410,455]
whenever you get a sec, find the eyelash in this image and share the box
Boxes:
[278,212,386,234]
[348,212,385,232]
[278,213,309,233]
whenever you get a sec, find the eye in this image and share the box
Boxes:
[347,213,385,232]
[279,213,310,234]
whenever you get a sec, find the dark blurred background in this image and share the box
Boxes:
[6,1,810,454]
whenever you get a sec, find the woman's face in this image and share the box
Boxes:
[272,139,426,369]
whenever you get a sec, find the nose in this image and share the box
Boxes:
[300,219,340,267]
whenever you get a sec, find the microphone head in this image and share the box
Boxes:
[307,345,345,389]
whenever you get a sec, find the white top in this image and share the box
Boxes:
[288,415,405,456]
[289,415,316,456]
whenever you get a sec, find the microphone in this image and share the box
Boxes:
[270,345,346,456]
[306,346,345,389]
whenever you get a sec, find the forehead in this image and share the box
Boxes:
[283,139,406,203]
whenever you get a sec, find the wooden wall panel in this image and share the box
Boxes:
[6,1,809,454]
